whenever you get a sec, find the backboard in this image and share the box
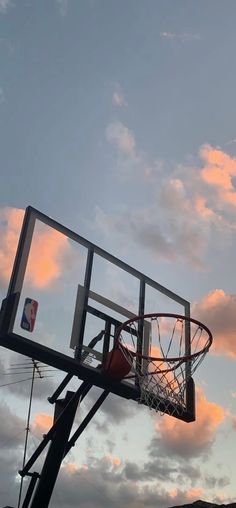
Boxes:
[0,206,194,421]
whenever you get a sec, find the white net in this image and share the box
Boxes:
[117,314,212,416]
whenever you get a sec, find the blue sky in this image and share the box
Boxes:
[1,1,236,507]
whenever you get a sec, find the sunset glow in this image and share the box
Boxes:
[1,2,236,506]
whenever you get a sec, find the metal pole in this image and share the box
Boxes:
[20,381,92,477]
[21,473,39,508]
[17,361,36,508]
[30,391,79,508]
[64,390,109,456]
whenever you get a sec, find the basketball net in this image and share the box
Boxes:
[110,313,213,417]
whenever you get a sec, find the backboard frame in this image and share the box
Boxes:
[0,206,195,422]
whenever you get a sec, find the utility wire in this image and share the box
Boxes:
[0,375,53,388]
[2,369,55,376]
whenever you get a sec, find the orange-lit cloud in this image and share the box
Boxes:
[0,207,71,289]
[169,487,204,502]
[154,388,225,457]
[200,144,236,207]
[195,195,215,220]
[32,412,53,437]
[0,207,24,286]
[63,462,89,473]
[193,289,236,358]
[64,462,78,473]
[186,488,204,500]
[27,226,70,288]
[104,131,236,268]
[147,344,179,397]
[105,454,121,466]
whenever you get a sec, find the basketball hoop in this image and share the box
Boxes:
[105,313,213,417]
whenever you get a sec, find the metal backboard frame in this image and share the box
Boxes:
[0,206,194,421]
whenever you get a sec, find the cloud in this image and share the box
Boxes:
[0,207,24,287]
[105,121,154,182]
[194,195,216,220]
[0,207,72,289]
[112,92,126,108]
[0,0,12,13]
[0,401,25,449]
[193,289,236,358]
[160,31,201,42]
[123,455,230,496]
[63,462,88,473]
[104,454,121,466]
[32,412,53,438]
[204,474,230,489]
[101,130,236,268]
[0,451,22,506]
[106,122,135,157]
[160,31,177,39]
[185,487,204,500]
[112,85,126,108]
[151,388,225,458]
[0,352,57,399]
[123,458,200,485]
[94,183,210,269]
[51,457,232,508]
[87,388,136,425]
[27,225,71,289]
[231,415,236,430]
[225,138,236,146]
[200,144,236,207]
[0,401,33,506]
[49,453,210,508]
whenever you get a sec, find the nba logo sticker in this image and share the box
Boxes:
[21,298,38,332]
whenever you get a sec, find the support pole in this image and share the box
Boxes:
[20,381,92,477]
[64,389,109,456]
[21,473,39,508]
[29,391,79,508]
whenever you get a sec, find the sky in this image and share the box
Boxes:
[0,0,236,506]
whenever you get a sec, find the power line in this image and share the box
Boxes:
[1,369,55,376]
[0,375,53,388]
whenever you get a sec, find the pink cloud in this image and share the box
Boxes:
[154,388,225,457]
[27,226,71,288]
[195,195,216,220]
[200,144,236,206]
[193,289,236,358]
[104,454,121,467]
[0,207,24,286]
[186,488,204,500]
[97,139,236,269]
[32,412,53,437]
[0,207,71,289]
[169,487,204,502]
[62,462,89,473]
